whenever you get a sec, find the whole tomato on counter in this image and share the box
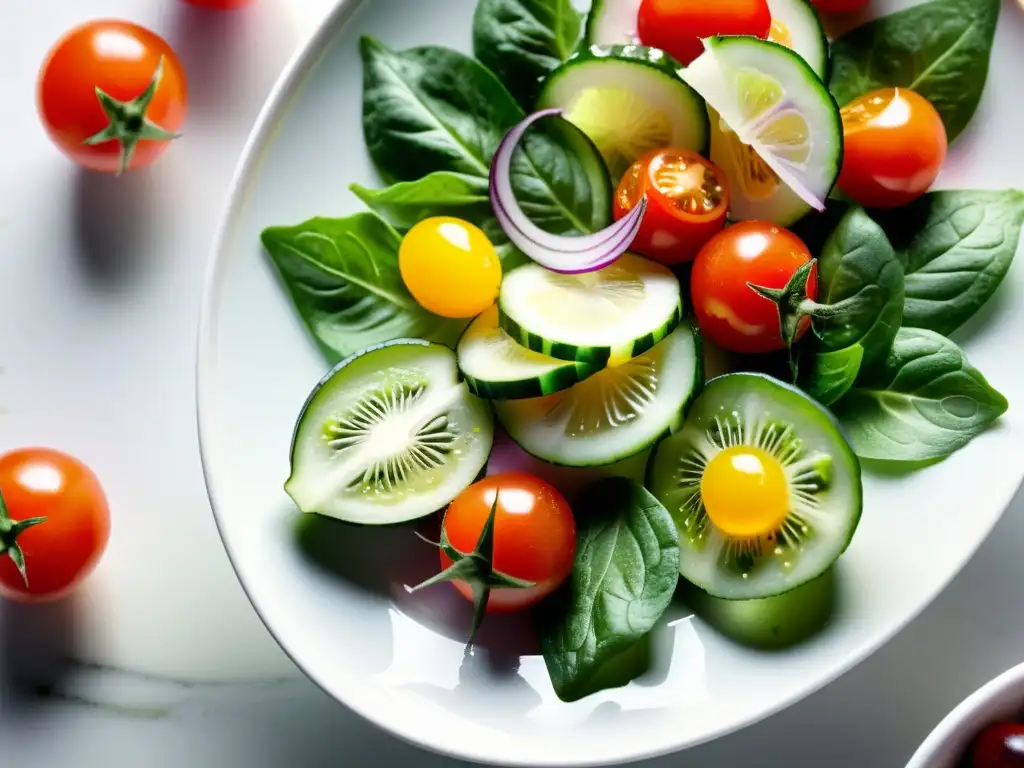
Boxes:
[37,20,188,175]
[0,448,111,603]
[691,221,817,354]
[413,472,576,641]
[614,148,730,265]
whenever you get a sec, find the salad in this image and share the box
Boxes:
[259,0,1018,703]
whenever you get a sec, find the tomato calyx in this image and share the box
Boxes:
[83,56,182,175]
[411,492,535,644]
[0,488,47,588]
[749,259,858,347]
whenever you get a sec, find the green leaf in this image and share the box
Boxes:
[832,328,1007,462]
[359,37,611,240]
[828,0,1000,141]
[805,343,864,407]
[350,172,529,271]
[538,477,680,702]
[472,0,583,108]
[872,190,1024,336]
[260,212,464,363]
[815,206,904,378]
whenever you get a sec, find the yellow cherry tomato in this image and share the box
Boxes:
[399,217,502,318]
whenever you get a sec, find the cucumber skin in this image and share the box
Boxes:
[538,44,710,157]
[497,301,683,366]
[646,372,863,599]
[462,361,599,400]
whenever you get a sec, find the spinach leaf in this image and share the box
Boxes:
[832,328,1007,462]
[872,190,1024,336]
[473,0,582,108]
[538,477,680,702]
[360,38,611,242]
[815,206,904,378]
[805,343,864,407]
[828,0,1000,141]
[261,213,464,363]
[350,173,530,270]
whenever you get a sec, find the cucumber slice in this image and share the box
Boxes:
[457,306,600,400]
[584,0,641,46]
[495,323,701,466]
[286,339,494,525]
[681,37,842,226]
[647,373,862,600]
[498,251,682,367]
[767,0,829,80]
[537,45,709,181]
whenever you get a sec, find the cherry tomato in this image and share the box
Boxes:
[399,217,502,318]
[37,20,187,175]
[637,0,771,66]
[970,722,1024,768]
[809,0,870,12]
[838,87,947,209]
[691,221,817,354]
[614,148,730,264]
[0,448,111,603]
[440,473,575,613]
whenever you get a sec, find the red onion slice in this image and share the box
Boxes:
[489,108,647,274]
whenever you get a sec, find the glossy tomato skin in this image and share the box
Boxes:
[838,87,947,209]
[440,473,575,613]
[185,0,254,7]
[971,722,1024,768]
[37,20,187,173]
[638,0,771,65]
[614,148,730,265]
[0,448,111,603]
[809,0,870,12]
[691,221,817,354]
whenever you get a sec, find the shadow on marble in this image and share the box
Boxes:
[0,594,80,718]
[72,166,166,291]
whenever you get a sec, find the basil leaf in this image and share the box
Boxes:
[805,343,864,407]
[538,477,680,702]
[872,190,1024,336]
[816,206,904,378]
[832,328,1007,462]
[360,37,518,181]
[473,0,582,108]
[350,172,530,270]
[828,0,1000,141]
[261,213,464,363]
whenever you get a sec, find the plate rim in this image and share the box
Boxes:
[194,1,1024,765]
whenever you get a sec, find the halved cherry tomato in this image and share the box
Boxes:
[691,221,817,354]
[37,20,187,174]
[838,87,947,209]
[614,148,730,265]
[637,0,771,66]
[0,448,111,603]
[437,473,575,615]
[809,0,870,12]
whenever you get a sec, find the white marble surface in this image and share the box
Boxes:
[1,0,1023,766]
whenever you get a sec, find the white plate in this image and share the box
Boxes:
[196,1,1024,764]
[908,661,1024,768]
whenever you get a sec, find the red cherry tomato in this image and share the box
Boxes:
[838,87,947,209]
[691,221,817,354]
[614,148,730,265]
[970,722,1024,768]
[37,20,187,174]
[809,0,870,12]
[0,448,111,603]
[440,473,575,613]
[637,0,771,65]
[184,0,255,7]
